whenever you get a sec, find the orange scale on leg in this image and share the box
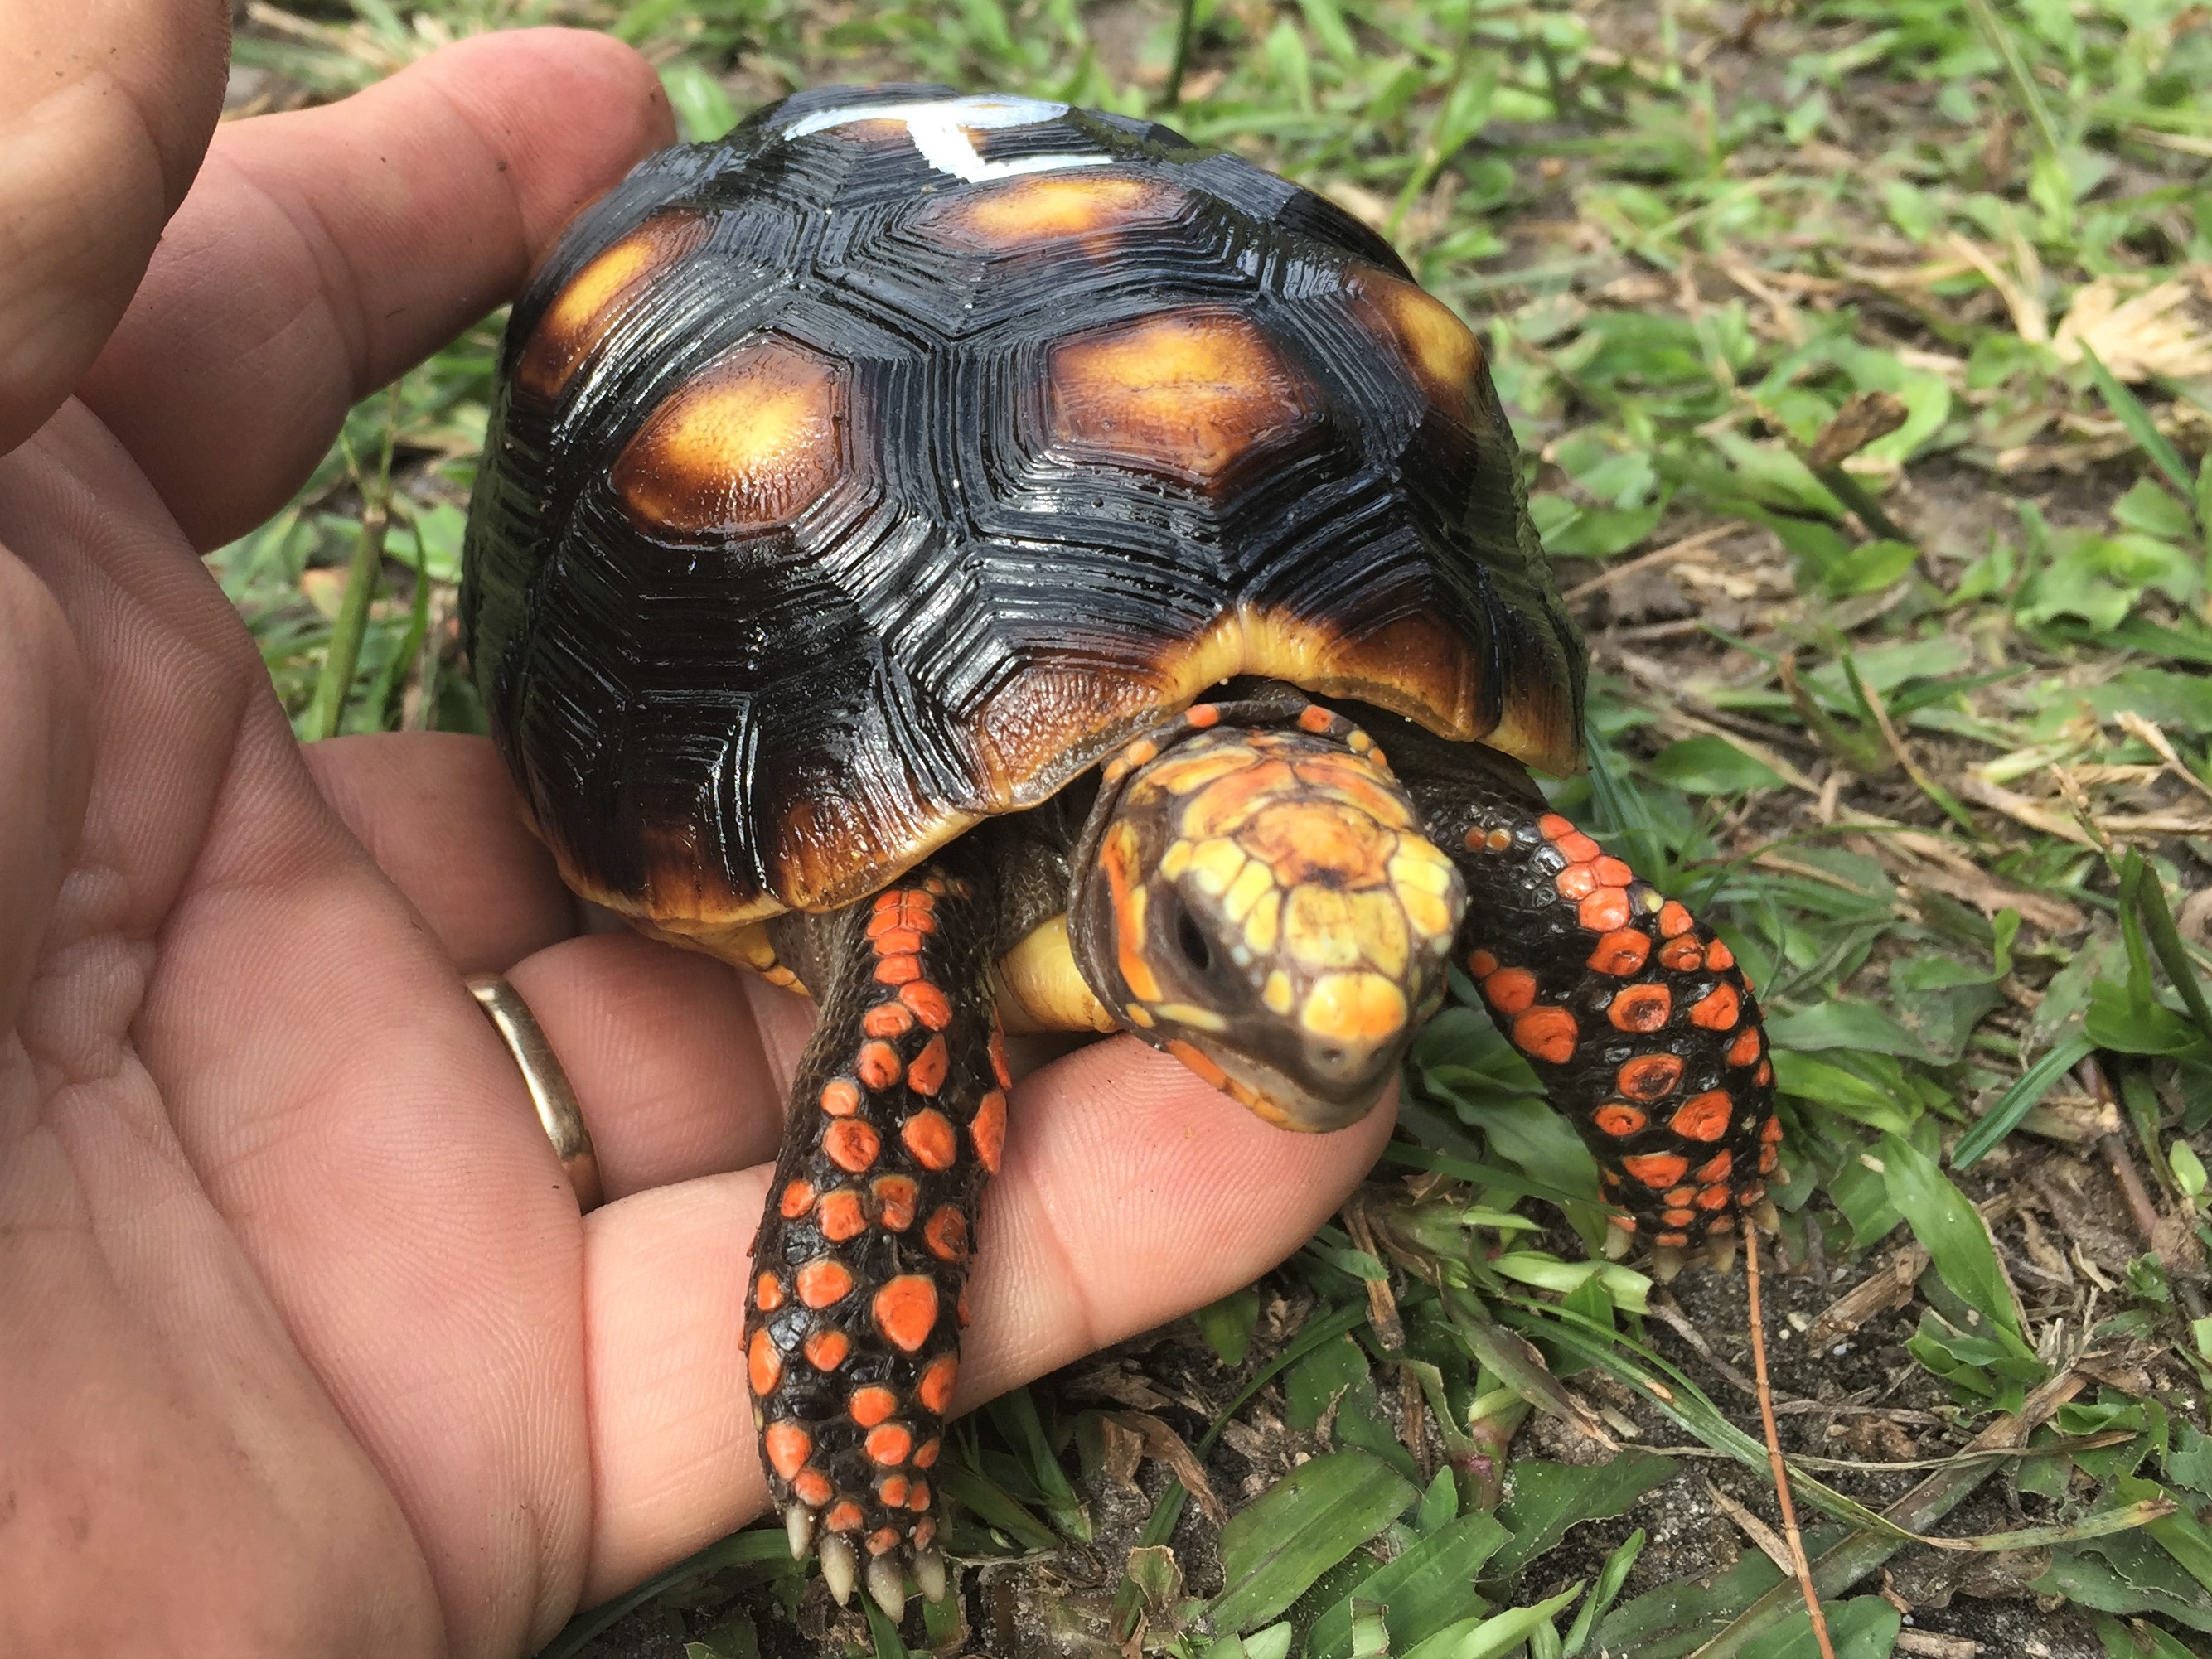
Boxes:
[856,1042,903,1090]
[1608,984,1672,1033]
[1663,1186,1696,1206]
[748,1330,782,1396]
[873,926,925,955]
[755,1272,785,1312]
[1759,1146,1780,1173]
[1622,1152,1689,1188]
[796,1258,854,1308]
[849,1385,898,1428]
[1589,930,1651,975]
[1510,1005,1579,1064]
[805,1330,851,1371]
[907,1480,932,1512]
[820,1078,862,1116]
[1760,1114,1785,1144]
[1468,948,1500,978]
[907,1035,950,1096]
[1578,888,1632,932]
[1659,937,1705,971]
[1593,1102,1646,1137]
[824,1119,882,1173]
[913,1438,941,1469]
[1617,1053,1682,1100]
[825,1500,864,1533]
[1608,1213,1637,1233]
[1662,1208,1697,1228]
[989,1027,1013,1089]
[1592,856,1634,886]
[1667,1090,1733,1143]
[793,1468,835,1507]
[1556,831,1601,863]
[874,953,922,985]
[1688,984,1740,1030]
[1186,703,1222,728]
[923,1205,969,1262]
[764,1421,812,1481]
[1658,901,1694,938]
[1755,1059,1773,1086]
[1694,1150,1734,1183]
[1483,966,1537,1014]
[862,1004,913,1039]
[817,1189,867,1241]
[903,1110,957,1171]
[900,979,953,1029]
[877,1475,910,1509]
[917,1353,958,1415]
[873,1174,918,1231]
[1735,1183,1766,1207]
[1654,1231,1690,1247]
[1555,863,1599,902]
[1727,1026,1763,1066]
[1695,1183,1732,1210]
[971,1089,1007,1173]
[1705,938,1735,970]
[1707,1213,1735,1233]
[872,891,904,914]
[874,1275,940,1352]
[780,1179,816,1219]
[866,1424,914,1466]
[1538,813,1575,839]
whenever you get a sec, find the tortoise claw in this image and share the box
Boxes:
[1705,1233,1738,1274]
[914,1546,949,1604]
[1649,1244,1685,1283]
[787,1502,816,1561]
[1602,1225,1633,1260]
[1755,1197,1781,1233]
[820,1534,858,1606]
[867,1555,908,1618]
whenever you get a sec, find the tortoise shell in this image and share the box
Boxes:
[462,85,1582,941]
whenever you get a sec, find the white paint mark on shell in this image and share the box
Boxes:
[783,94,1115,185]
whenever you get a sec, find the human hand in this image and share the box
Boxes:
[0,11,1397,1656]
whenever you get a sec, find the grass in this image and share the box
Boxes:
[217,2,2212,1655]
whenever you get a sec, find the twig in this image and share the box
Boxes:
[1746,1229,1838,1659]
[1561,521,1746,603]
[1160,0,1196,109]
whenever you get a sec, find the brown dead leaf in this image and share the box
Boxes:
[2052,274,2212,380]
[1808,390,1912,468]
[1806,1245,1930,1346]
[1108,1412,1227,1526]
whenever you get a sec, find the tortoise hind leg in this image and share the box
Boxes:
[745,867,1004,1616]
[1407,772,1781,1273]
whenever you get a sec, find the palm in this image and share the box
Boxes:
[0,19,1394,1658]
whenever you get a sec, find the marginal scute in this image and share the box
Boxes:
[611,336,848,534]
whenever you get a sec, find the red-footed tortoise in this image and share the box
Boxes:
[463,85,1781,1619]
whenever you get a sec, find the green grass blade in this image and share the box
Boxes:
[2127,850,2212,1046]
[304,385,399,742]
[1203,1449,1418,1634]
[1877,1132,2030,1348]
[1564,1529,1645,1656]
[2079,341,2195,499]
[1951,1033,2095,1169]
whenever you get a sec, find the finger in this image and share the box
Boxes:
[504,932,787,1200]
[0,549,90,1031]
[301,732,576,975]
[0,0,229,452]
[577,1038,1394,1598]
[77,27,674,549]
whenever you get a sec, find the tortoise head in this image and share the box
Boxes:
[1069,703,1466,1132]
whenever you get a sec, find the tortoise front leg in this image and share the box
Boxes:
[744,867,1004,1617]
[1409,772,1781,1272]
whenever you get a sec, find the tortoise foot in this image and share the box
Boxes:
[748,870,1000,1618]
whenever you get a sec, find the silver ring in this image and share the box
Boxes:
[467,975,604,1212]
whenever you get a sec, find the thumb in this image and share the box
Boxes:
[0,544,90,1035]
[0,0,230,456]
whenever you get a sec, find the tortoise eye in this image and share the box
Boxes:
[1173,901,1216,976]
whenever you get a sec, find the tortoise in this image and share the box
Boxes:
[462,85,1782,1620]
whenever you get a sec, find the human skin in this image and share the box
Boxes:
[0,11,1395,1657]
